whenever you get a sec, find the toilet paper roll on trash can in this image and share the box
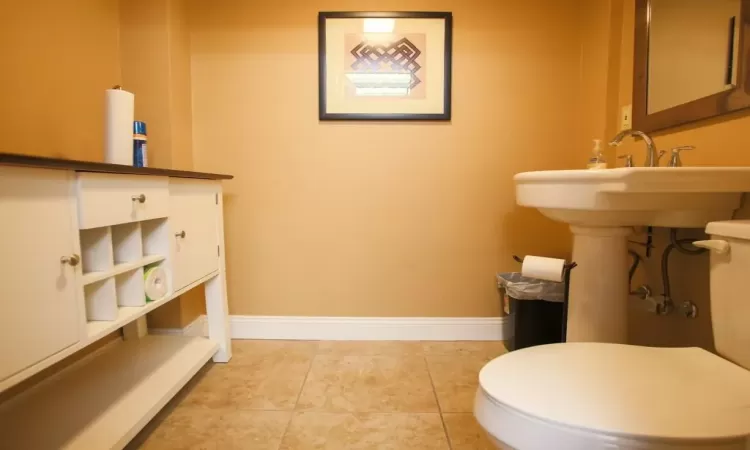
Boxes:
[521,255,566,283]
[498,262,567,350]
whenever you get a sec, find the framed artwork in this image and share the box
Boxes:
[318,11,453,121]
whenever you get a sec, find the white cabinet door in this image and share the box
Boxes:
[170,180,220,291]
[0,167,82,382]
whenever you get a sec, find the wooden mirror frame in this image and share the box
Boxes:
[633,0,750,132]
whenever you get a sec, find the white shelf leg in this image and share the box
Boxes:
[205,187,232,363]
[205,272,231,362]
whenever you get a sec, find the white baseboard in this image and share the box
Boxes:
[152,315,513,341]
[231,316,513,341]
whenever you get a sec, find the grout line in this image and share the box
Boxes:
[276,343,319,449]
[424,354,453,450]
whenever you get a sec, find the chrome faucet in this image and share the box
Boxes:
[609,130,660,167]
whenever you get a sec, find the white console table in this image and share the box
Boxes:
[0,153,233,449]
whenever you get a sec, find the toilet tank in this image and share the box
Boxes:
[705,220,750,370]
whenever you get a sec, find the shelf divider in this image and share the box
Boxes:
[80,227,114,274]
[112,222,143,264]
[81,254,165,286]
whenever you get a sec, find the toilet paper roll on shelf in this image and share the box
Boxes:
[104,87,135,165]
[144,266,169,302]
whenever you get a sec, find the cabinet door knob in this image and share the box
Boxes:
[60,254,81,266]
[131,194,146,203]
[175,230,186,238]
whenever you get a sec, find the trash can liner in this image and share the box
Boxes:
[497,272,565,302]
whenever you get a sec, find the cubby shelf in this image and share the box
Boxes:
[0,335,218,450]
[81,254,166,286]
[86,270,218,342]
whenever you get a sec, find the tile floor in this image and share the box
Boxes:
[128,340,507,450]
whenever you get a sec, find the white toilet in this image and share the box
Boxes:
[475,220,750,450]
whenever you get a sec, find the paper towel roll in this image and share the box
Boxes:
[521,255,566,282]
[144,266,169,302]
[104,88,134,165]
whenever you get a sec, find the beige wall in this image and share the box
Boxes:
[0,0,121,161]
[187,0,585,317]
[167,0,196,172]
[119,0,195,170]
[0,0,195,168]
[614,0,750,350]
[119,0,170,169]
[578,0,624,153]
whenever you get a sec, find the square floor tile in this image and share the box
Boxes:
[442,413,496,450]
[134,406,290,450]
[426,355,489,413]
[179,344,314,410]
[279,412,449,450]
[296,355,438,413]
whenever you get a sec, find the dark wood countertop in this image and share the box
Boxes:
[0,153,233,180]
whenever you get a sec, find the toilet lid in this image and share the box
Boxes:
[479,343,750,441]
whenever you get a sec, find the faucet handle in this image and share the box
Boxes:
[655,150,666,166]
[668,145,695,167]
[617,154,634,167]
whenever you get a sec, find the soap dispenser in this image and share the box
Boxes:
[587,139,607,169]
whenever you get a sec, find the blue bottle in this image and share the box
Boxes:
[133,121,148,167]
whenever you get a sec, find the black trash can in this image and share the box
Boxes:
[497,273,566,351]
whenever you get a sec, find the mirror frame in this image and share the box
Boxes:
[633,0,750,132]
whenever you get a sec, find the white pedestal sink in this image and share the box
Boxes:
[515,167,750,343]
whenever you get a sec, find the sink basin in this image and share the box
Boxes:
[514,167,750,345]
[515,167,750,228]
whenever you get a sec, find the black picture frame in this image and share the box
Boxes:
[318,11,453,121]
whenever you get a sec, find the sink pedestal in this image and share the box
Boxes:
[567,226,632,343]
[515,167,750,343]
